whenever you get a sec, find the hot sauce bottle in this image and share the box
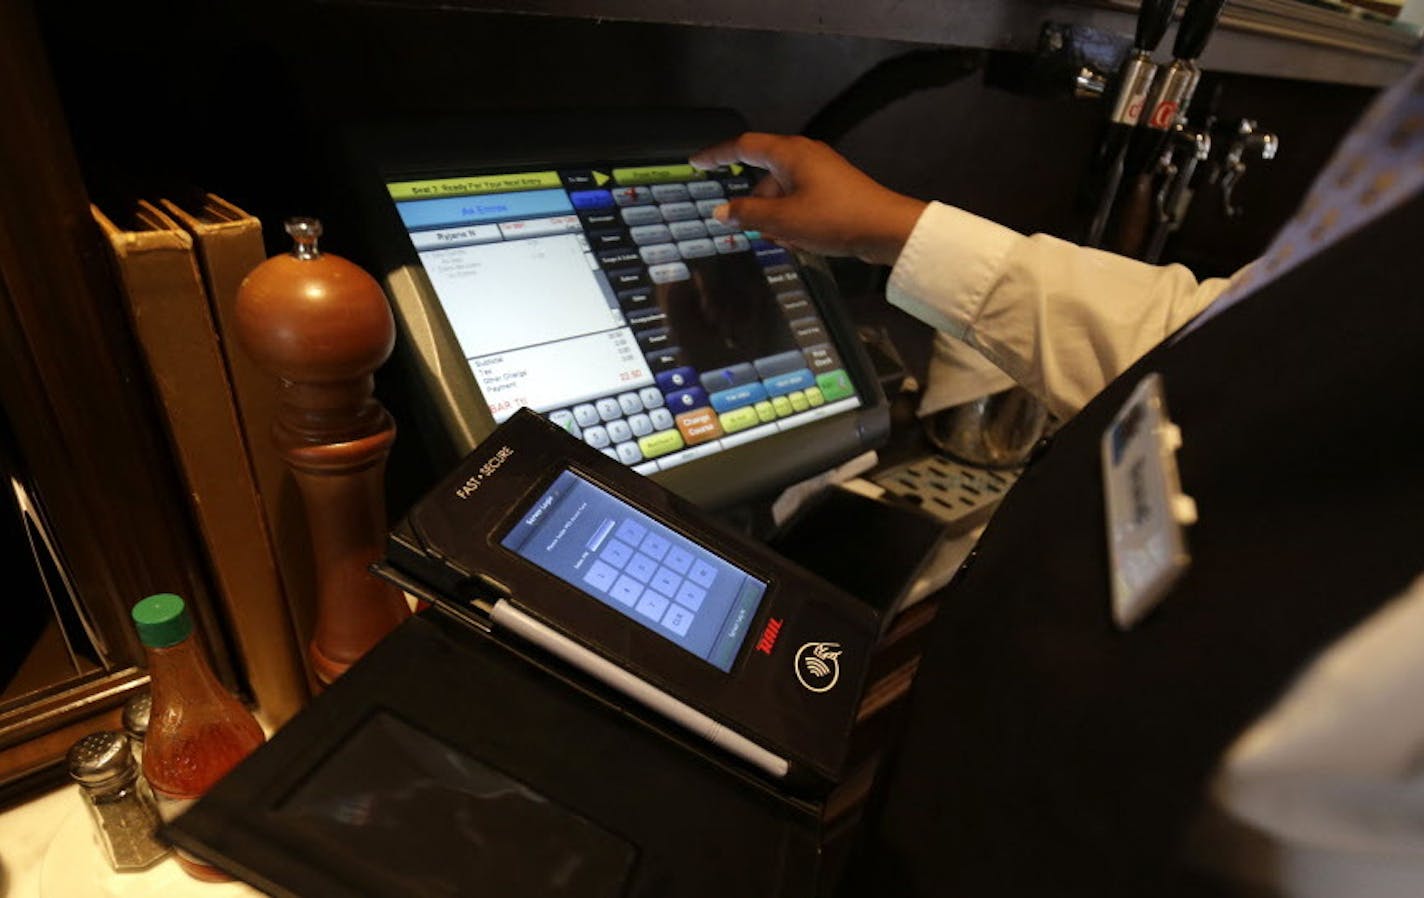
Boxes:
[131,592,265,881]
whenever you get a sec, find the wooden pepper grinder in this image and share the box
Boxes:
[236,218,409,686]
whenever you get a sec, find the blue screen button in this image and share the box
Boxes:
[396,188,574,229]
[763,369,815,397]
[665,386,709,413]
[709,382,768,414]
[655,366,699,392]
[570,189,614,210]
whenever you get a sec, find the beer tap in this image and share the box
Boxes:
[1210,119,1280,218]
[1143,124,1212,263]
[1083,0,1181,247]
[1111,0,1229,258]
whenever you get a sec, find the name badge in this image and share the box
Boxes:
[1100,373,1196,629]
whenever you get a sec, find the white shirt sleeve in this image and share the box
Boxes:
[885,201,1241,420]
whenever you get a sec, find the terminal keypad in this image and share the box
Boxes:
[582,516,717,639]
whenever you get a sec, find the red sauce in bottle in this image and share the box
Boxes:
[133,593,265,881]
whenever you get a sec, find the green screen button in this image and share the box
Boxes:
[815,369,854,402]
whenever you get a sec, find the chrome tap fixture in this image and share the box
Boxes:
[1212,118,1281,218]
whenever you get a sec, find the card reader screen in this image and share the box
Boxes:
[501,470,766,671]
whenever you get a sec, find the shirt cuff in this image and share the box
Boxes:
[886,201,1023,342]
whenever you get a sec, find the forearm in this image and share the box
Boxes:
[888,202,1237,420]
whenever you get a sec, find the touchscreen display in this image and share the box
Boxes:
[500,469,766,671]
[387,163,860,475]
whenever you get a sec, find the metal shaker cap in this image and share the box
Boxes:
[67,731,137,789]
[122,690,151,740]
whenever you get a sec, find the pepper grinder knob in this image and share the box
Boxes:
[285,217,322,260]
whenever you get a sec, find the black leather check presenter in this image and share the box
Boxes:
[376,409,879,791]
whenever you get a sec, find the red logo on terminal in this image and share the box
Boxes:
[755,618,784,655]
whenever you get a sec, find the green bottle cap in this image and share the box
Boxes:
[131,593,193,649]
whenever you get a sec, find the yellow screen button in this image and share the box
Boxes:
[638,430,685,460]
[387,171,562,200]
[719,406,760,434]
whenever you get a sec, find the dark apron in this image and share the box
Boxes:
[852,189,1424,896]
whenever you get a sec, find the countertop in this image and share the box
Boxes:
[0,783,262,897]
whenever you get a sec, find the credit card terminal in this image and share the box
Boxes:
[377,409,880,791]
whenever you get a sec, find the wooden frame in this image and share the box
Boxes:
[0,0,240,799]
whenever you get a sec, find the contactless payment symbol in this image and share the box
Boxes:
[795,642,842,693]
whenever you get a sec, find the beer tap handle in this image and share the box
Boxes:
[1138,0,1180,55]
[1173,0,1229,62]
[1082,0,1183,247]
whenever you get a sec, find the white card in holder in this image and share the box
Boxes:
[1100,373,1196,630]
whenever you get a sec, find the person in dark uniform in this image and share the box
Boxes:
[692,58,1424,897]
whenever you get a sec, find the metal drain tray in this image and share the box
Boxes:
[871,454,1019,533]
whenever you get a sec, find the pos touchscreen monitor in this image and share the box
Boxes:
[349,109,888,509]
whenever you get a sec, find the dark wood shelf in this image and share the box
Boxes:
[349,0,1420,86]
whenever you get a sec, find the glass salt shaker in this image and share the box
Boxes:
[122,689,151,764]
[66,731,169,870]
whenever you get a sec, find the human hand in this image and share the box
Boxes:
[689,133,927,267]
